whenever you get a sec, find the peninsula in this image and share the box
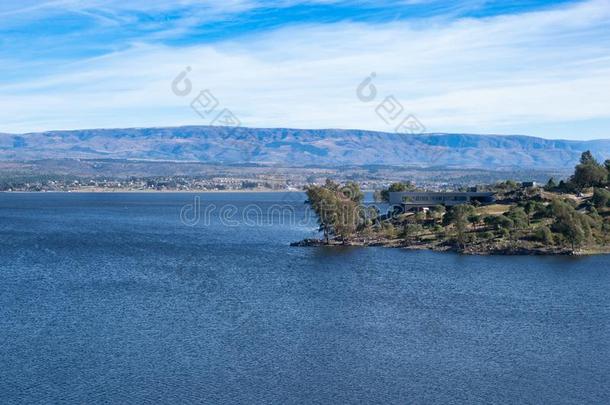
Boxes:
[294,152,610,255]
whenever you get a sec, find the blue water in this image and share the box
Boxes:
[0,192,609,404]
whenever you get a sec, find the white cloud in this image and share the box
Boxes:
[1,0,610,139]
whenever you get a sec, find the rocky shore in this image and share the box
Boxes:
[290,238,590,256]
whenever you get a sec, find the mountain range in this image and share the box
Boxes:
[1,126,609,170]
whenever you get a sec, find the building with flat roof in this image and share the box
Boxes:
[389,191,495,207]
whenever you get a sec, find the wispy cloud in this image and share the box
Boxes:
[1,0,609,139]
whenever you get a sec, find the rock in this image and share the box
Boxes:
[290,239,328,247]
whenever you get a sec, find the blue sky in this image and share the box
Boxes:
[1,0,610,139]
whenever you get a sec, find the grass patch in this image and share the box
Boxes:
[476,204,510,216]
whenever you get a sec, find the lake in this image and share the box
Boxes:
[0,192,608,404]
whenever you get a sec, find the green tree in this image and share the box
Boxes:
[506,180,518,189]
[402,223,424,243]
[545,177,557,191]
[534,226,554,245]
[480,231,494,240]
[305,182,339,243]
[549,199,586,250]
[431,205,446,225]
[572,163,607,189]
[506,206,528,229]
[504,206,528,242]
[521,200,543,226]
[305,180,364,243]
[447,204,475,248]
[363,206,380,228]
[382,222,398,239]
[484,215,514,234]
[483,215,497,229]
[592,188,610,208]
[340,181,365,204]
[379,182,415,202]
[335,182,364,240]
[432,225,445,236]
[468,213,481,230]
[560,217,585,250]
[580,150,596,165]
[571,151,608,189]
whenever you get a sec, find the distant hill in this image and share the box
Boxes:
[0,126,608,170]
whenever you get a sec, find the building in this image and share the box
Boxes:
[388,191,496,207]
[521,181,537,188]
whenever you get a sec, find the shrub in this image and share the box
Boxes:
[480,231,494,240]
[549,199,588,249]
[534,226,554,245]
[484,214,514,231]
[592,188,610,208]
[506,206,528,229]
[401,223,424,241]
[382,222,398,239]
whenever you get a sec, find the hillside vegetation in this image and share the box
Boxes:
[298,152,610,255]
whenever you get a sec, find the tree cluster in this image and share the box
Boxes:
[374,182,415,202]
[305,180,365,242]
[546,151,610,193]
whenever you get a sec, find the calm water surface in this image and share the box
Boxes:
[0,192,609,404]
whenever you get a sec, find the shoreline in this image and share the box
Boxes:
[290,238,610,256]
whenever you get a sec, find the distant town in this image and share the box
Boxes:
[0,159,571,193]
[0,175,548,193]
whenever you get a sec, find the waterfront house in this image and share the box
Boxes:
[388,191,495,207]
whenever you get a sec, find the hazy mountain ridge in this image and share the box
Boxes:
[0,126,608,170]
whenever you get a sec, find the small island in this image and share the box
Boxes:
[293,151,610,255]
